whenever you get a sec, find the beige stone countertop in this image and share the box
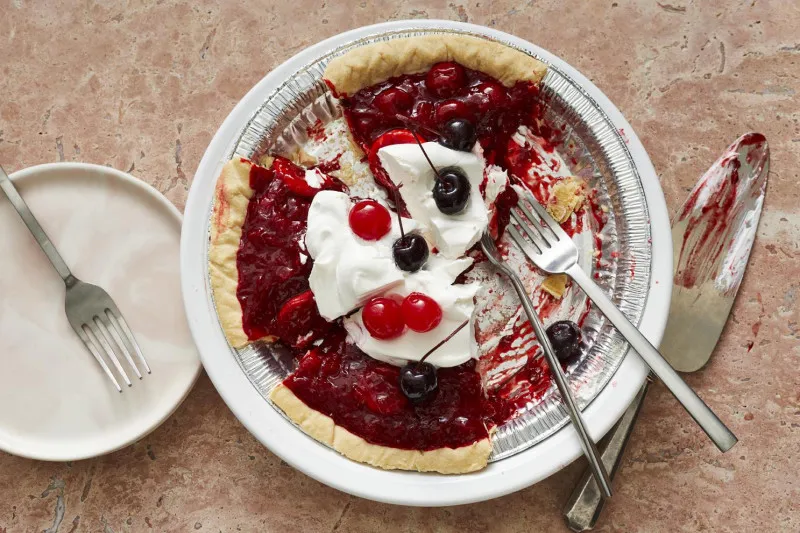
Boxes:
[1,1,798,531]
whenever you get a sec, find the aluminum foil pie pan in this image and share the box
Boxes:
[221,27,650,461]
[182,20,672,505]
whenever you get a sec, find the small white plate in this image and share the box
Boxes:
[0,163,200,461]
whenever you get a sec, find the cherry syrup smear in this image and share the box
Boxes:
[674,133,768,291]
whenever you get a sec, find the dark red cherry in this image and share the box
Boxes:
[410,101,435,128]
[433,167,471,215]
[439,118,477,152]
[274,290,329,349]
[434,99,472,125]
[402,293,442,332]
[472,81,508,113]
[426,62,466,98]
[374,87,413,115]
[348,199,391,241]
[546,320,583,362]
[399,362,438,402]
[392,233,429,272]
[362,297,405,340]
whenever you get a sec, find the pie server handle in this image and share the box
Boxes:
[563,381,650,531]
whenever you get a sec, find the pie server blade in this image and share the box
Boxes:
[661,132,769,372]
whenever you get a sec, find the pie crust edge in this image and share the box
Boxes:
[208,158,255,348]
[324,34,548,97]
[270,383,492,474]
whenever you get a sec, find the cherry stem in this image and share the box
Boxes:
[412,134,443,181]
[391,185,406,239]
[418,320,470,365]
[394,114,442,138]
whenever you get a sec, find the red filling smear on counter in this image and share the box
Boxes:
[232,64,613,451]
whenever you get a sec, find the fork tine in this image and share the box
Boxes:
[77,326,122,392]
[108,310,150,374]
[511,209,550,250]
[89,319,132,387]
[508,224,543,258]
[525,193,572,242]
[515,201,559,244]
[100,313,141,379]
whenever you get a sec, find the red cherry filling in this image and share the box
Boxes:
[284,332,503,450]
[426,61,466,98]
[348,199,391,241]
[235,158,344,341]
[401,293,442,333]
[362,297,405,339]
[271,156,340,198]
[340,63,541,178]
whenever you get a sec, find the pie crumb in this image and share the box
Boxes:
[547,177,586,223]
[541,273,569,299]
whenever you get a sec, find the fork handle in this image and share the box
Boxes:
[566,264,737,452]
[0,165,74,284]
[507,271,613,498]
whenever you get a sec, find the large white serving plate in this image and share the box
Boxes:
[181,20,672,506]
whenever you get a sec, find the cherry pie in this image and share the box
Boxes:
[209,35,598,474]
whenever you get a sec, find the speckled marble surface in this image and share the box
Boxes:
[1,1,798,531]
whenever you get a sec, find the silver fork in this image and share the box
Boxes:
[507,190,737,452]
[0,165,150,392]
[480,233,613,498]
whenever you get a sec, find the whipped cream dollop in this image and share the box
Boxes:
[344,255,478,368]
[378,142,488,259]
[305,191,414,321]
[305,190,480,367]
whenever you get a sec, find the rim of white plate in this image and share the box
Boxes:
[180,20,672,506]
[4,162,201,461]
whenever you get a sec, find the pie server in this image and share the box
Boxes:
[563,132,770,530]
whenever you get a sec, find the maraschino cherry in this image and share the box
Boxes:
[439,118,477,152]
[398,319,469,403]
[411,131,472,216]
[390,187,429,272]
[546,320,583,361]
[348,199,391,241]
[399,362,438,402]
[393,234,428,272]
[362,297,405,340]
[433,167,471,215]
[402,292,442,332]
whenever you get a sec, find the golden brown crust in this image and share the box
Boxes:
[324,34,547,97]
[209,158,256,348]
[270,384,492,474]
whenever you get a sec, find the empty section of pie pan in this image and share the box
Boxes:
[180,20,672,506]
